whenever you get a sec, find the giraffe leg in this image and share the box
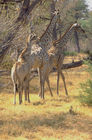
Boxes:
[57,70,60,95]
[41,80,45,99]
[20,89,23,104]
[46,76,53,97]
[27,81,30,103]
[60,71,68,96]
[13,84,16,104]
[40,71,45,99]
[38,71,42,97]
[24,79,28,101]
[28,91,30,103]
[19,85,23,104]
[25,87,27,101]
[19,90,21,104]
[24,75,30,103]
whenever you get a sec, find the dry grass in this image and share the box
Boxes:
[0,58,92,140]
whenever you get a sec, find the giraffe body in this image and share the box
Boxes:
[40,23,85,97]
[11,11,60,103]
[11,33,37,104]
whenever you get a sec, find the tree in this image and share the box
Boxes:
[62,0,88,52]
[79,60,92,106]
[0,0,44,63]
[0,0,88,64]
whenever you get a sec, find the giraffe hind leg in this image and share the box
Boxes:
[57,71,60,95]
[60,71,68,96]
[14,84,16,104]
[46,76,53,97]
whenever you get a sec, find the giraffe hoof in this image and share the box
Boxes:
[19,101,22,104]
[42,97,44,100]
[28,100,30,103]
[66,94,69,97]
[38,93,41,97]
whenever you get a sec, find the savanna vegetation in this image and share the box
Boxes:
[0,0,92,140]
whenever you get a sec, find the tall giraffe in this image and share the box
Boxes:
[11,10,60,104]
[40,22,86,98]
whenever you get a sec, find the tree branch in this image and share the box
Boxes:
[0,0,44,63]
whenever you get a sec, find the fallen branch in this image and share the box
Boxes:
[0,56,91,78]
[62,60,83,69]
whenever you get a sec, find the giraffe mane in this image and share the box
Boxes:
[39,14,55,40]
[19,33,37,60]
[19,46,27,60]
[53,23,75,46]
[19,35,30,60]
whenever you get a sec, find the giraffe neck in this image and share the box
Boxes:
[18,41,33,62]
[38,14,58,49]
[55,25,75,49]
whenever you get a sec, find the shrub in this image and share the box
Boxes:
[79,80,92,106]
[1,55,13,71]
[1,60,13,70]
[79,60,92,106]
[64,51,77,56]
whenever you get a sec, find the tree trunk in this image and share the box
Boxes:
[74,30,80,53]
[50,0,57,41]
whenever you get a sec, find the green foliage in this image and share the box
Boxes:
[64,51,78,56]
[79,61,92,106]
[75,0,88,16]
[1,55,13,70]
[65,0,88,22]
[79,80,92,106]
[1,60,13,70]
[79,12,92,38]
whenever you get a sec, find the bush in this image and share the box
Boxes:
[1,55,13,71]
[79,60,92,106]
[64,51,78,56]
[1,60,13,70]
[79,80,92,106]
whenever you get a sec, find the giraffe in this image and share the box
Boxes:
[11,10,60,104]
[39,22,86,98]
[11,33,37,104]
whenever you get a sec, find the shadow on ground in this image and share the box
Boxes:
[0,111,92,139]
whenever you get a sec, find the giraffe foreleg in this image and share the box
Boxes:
[19,84,23,104]
[40,70,45,99]
[27,81,30,103]
[13,84,16,104]
[24,87,27,101]
[60,71,68,96]
[38,68,42,97]
[41,79,45,99]
[57,70,60,95]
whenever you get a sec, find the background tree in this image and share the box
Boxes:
[0,0,91,66]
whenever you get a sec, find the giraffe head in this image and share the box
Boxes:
[29,33,37,42]
[53,9,60,16]
[27,33,37,46]
[52,9,60,23]
[72,22,85,34]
